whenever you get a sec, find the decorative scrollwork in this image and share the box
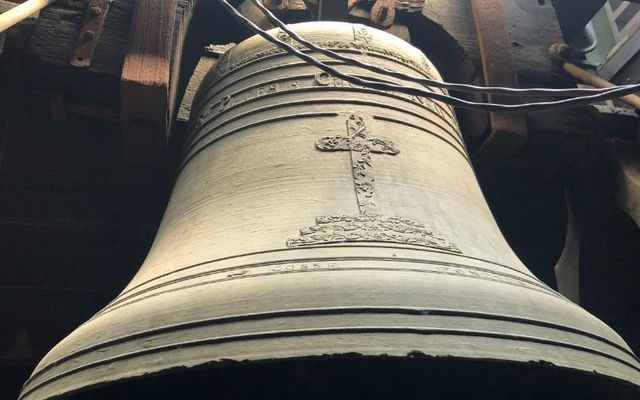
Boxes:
[315,114,398,214]
[287,214,461,253]
[287,114,460,253]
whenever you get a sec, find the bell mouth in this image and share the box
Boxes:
[64,355,640,400]
[20,251,640,399]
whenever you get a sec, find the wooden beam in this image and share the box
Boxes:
[167,0,195,144]
[470,0,528,173]
[120,0,177,164]
[69,0,113,68]
[422,0,568,87]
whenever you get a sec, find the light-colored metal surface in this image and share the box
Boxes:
[20,22,640,399]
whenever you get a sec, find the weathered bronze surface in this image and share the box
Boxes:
[20,22,640,399]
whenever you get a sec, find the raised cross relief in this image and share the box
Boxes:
[286,114,461,253]
[317,114,398,214]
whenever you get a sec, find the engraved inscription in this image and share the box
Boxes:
[198,37,462,126]
[287,115,461,253]
[431,264,552,293]
[419,54,434,78]
[353,25,373,45]
[210,40,434,83]
[277,29,293,45]
[204,36,457,120]
[198,76,450,125]
[272,262,340,272]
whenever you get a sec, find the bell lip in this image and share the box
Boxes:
[20,268,640,399]
[20,323,640,400]
[20,353,640,400]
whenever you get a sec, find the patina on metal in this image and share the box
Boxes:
[20,22,640,400]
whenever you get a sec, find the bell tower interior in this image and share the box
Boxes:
[1,1,640,399]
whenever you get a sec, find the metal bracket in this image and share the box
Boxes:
[70,0,113,68]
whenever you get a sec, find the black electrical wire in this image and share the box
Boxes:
[250,0,639,99]
[218,0,640,112]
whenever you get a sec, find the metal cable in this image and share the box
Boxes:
[218,0,640,112]
[250,0,639,98]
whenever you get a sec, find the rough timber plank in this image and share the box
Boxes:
[508,0,568,86]
[422,0,568,87]
[168,0,195,138]
[470,0,528,172]
[120,0,178,163]
[25,0,134,105]
[27,0,133,76]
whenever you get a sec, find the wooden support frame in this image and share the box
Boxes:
[120,0,178,164]
[470,0,528,173]
[69,0,113,68]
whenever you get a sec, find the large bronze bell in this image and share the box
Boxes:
[20,22,640,399]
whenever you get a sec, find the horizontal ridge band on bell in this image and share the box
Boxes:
[26,305,640,381]
[21,313,640,399]
[189,58,456,137]
[186,82,462,152]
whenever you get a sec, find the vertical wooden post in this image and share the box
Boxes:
[120,0,177,164]
[471,0,528,172]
